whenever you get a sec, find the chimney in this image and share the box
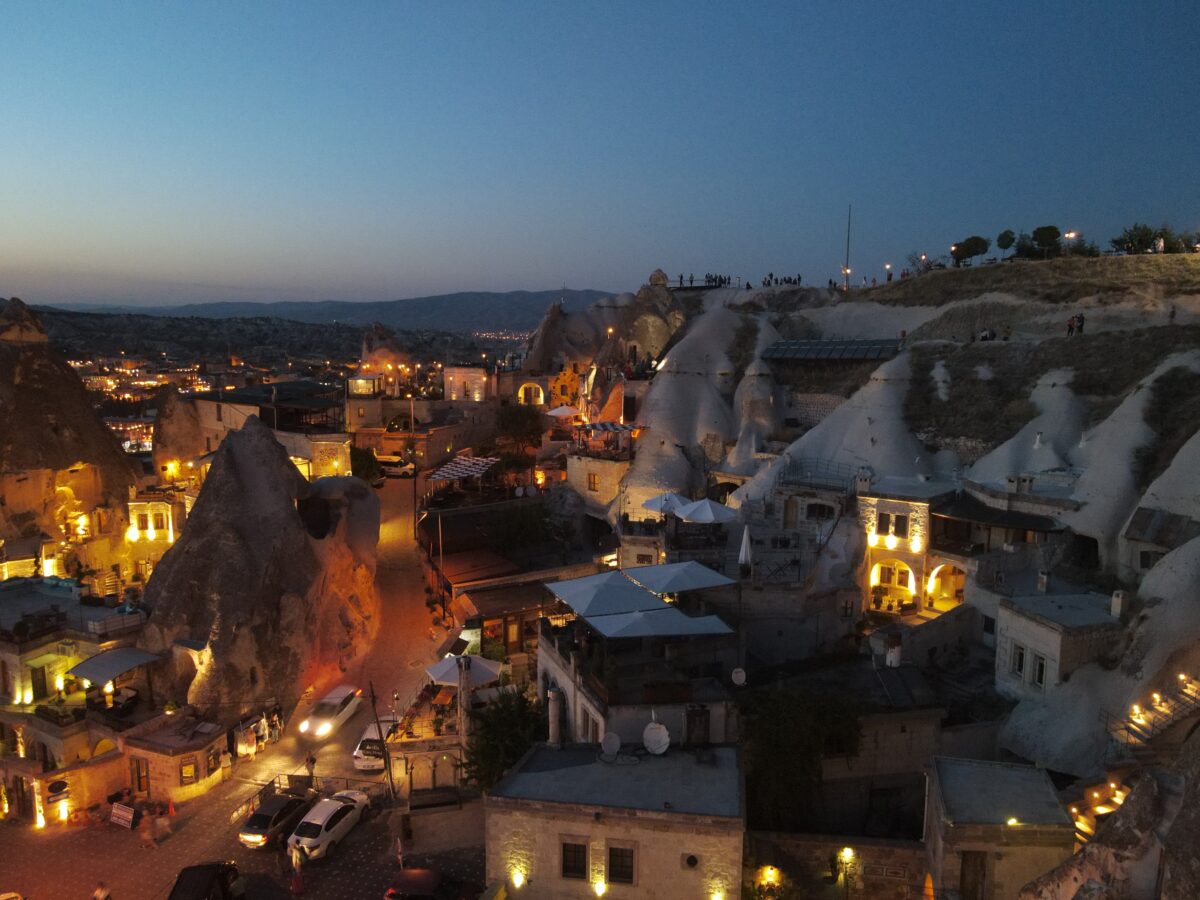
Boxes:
[1111,590,1129,619]
[1033,431,1043,449]
[547,689,562,749]
[855,468,873,496]
[1037,570,1049,593]
[885,633,903,668]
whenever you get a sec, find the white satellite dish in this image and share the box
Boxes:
[731,667,746,686]
[643,721,670,756]
[600,732,620,757]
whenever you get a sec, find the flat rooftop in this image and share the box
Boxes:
[933,757,1071,827]
[125,716,224,755]
[862,475,956,502]
[491,744,742,819]
[1002,591,1119,631]
[0,578,112,633]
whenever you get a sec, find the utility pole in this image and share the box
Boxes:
[843,203,852,293]
[368,680,397,802]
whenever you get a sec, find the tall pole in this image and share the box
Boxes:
[408,393,417,538]
[843,203,852,293]
[368,680,397,801]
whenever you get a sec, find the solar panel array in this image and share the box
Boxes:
[427,456,500,482]
[761,338,900,362]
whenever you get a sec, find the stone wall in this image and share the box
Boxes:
[486,797,741,899]
[750,831,927,900]
[787,392,846,429]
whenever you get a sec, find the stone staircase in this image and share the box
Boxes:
[1105,673,1200,761]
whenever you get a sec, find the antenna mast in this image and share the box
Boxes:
[843,203,852,293]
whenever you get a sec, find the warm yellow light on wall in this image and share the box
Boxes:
[510,869,526,889]
[840,847,855,863]
[869,565,880,587]
[126,523,139,542]
[22,687,34,705]
[885,534,898,550]
[909,537,923,553]
[104,681,114,695]
[760,866,779,887]
[59,799,69,821]
[866,532,878,547]
[75,515,89,537]
[55,674,65,692]
[592,881,607,897]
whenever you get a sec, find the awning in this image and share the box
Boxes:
[584,607,733,639]
[67,647,160,685]
[931,493,1058,533]
[427,456,499,482]
[579,422,636,433]
[624,561,735,595]
[24,652,60,669]
[545,571,665,617]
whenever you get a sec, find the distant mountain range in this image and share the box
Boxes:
[45,289,612,333]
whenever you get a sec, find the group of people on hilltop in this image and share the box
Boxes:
[760,272,802,287]
[1066,314,1086,336]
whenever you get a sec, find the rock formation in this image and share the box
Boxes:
[152,384,205,473]
[140,416,380,716]
[0,297,135,546]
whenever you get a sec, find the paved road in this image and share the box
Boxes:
[1,476,468,899]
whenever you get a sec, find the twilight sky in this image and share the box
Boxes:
[2,2,1198,305]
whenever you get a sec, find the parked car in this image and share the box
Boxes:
[167,862,245,900]
[237,791,315,849]
[381,460,417,478]
[299,685,362,739]
[352,715,401,771]
[287,790,370,861]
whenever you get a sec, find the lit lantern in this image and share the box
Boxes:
[1006,817,1019,826]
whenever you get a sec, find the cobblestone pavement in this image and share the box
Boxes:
[2,480,484,899]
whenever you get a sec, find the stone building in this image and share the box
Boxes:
[925,757,1075,900]
[485,743,743,899]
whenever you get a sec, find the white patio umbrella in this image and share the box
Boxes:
[546,405,580,418]
[425,654,503,688]
[676,498,737,524]
[738,526,753,567]
[641,492,690,515]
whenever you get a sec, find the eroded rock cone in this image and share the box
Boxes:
[140,416,380,717]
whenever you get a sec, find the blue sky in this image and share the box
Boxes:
[2,2,1197,305]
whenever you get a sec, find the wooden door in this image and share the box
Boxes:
[30,665,48,701]
[959,850,986,900]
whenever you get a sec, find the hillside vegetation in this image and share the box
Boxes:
[861,254,1200,307]
[905,325,1200,457]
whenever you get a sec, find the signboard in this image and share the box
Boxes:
[110,803,135,829]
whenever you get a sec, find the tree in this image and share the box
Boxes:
[996,229,1016,253]
[739,688,861,831]
[905,251,932,274]
[951,235,990,266]
[349,446,381,482]
[460,687,546,790]
[1110,222,1156,254]
[1032,225,1062,258]
[1013,231,1037,259]
[1066,236,1101,257]
[495,404,544,455]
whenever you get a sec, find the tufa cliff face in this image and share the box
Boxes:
[0,298,135,543]
[140,416,380,717]
[152,384,205,474]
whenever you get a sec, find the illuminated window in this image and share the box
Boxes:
[587,473,600,492]
[608,845,635,884]
[152,513,165,531]
[180,756,197,786]
[137,514,149,531]
[1012,643,1026,677]
[893,514,909,538]
[206,746,221,776]
[562,841,587,879]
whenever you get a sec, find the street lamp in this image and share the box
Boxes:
[839,847,855,899]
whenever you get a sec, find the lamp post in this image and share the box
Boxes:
[408,393,418,538]
[839,847,855,899]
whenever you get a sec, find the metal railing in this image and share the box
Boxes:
[779,457,858,493]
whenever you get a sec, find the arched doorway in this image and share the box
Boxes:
[926,564,966,612]
[518,383,545,406]
[869,559,916,613]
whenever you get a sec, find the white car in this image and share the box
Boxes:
[352,715,400,771]
[298,685,362,740]
[287,790,370,861]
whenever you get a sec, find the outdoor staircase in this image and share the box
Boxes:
[1065,778,1131,847]
[1104,674,1200,761]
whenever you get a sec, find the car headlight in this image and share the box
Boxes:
[299,719,310,733]
[316,721,332,737]
[240,833,266,846]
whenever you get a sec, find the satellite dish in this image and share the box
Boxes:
[600,732,620,757]
[731,668,747,686]
[643,721,670,756]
